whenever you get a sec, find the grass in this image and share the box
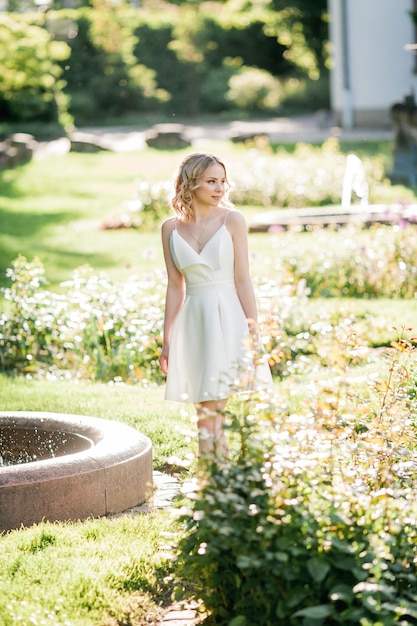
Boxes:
[0,508,178,625]
[0,150,167,286]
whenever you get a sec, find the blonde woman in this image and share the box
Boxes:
[159,153,272,457]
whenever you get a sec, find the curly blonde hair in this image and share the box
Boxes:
[171,153,233,221]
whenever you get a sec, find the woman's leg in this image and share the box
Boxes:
[196,398,228,457]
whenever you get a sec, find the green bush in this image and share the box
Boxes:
[229,139,389,208]
[0,249,410,382]
[0,14,71,127]
[175,332,417,625]
[199,61,237,113]
[226,66,282,111]
[0,256,166,382]
[280,74,330,113]
[46,8,169,124]
[282,224,417,298]
[0,256,323,381]
[101,180,172,231]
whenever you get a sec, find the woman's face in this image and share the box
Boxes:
[192,163,227,209]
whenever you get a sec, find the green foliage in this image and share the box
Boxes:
[167,6,217,117]
[0,256,54,372]
[0,256,166,382]
[264,0,329,76]
[0,254,370,382]
[282,224,417,298]
[47,8,168,123]
[0,0,329,125]
[199,60,237,113]
[226,66,282,111]
[151,10,291,115]
[1,244,416,382]
[102,180,172,231]
[280,73,330,113]
[2,327,417,624]
[132,16,191,115]
[175,331,417,625]
[0,14,71,127]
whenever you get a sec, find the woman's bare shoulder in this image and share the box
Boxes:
[225,208,247,228]
[161,216,177,237]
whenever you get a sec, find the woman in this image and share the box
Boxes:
[159,152,273,456]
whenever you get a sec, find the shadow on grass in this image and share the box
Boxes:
[0,243,121,289]
[0,206,77,238]
[36,245,120,273]
[0,204,122,288]
[0,168,28,200]
[0,205,74,286]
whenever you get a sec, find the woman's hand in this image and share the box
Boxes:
[247,318,264,361]
[159,345,169,375]
[247,317,258,333]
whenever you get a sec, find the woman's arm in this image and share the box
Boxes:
[159,218,186,375]
[228,210,258,325]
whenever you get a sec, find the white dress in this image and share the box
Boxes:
[164,218,273,403]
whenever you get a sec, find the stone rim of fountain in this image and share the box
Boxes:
[0,411,153,532]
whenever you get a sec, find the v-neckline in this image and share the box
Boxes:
[173,224,227,255]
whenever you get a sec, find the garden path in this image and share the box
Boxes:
[109,470,202,625]
[36,113,392,157]
[151,472,203,625]
[77,113,392,148]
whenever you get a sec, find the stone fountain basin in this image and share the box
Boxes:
[0,411,152,532]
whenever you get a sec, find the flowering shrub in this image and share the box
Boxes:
[281,224,417,298]
[1,254,377,384]
[226,67,283,111]
[102,180,172,230]
[0,256,66,373]
[0,254,399,382]
[229,139,387,208]
[175,330,417,625]
[0,256,166,383]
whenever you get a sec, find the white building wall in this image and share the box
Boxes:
[328,0,416,127]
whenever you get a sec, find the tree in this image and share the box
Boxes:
[0,14,71,125]
[263,0,328,77]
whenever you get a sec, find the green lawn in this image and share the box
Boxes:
[0,150,166,286]
[0,494,178,625]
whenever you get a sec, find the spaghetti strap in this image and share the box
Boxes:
[223,210,231,225]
